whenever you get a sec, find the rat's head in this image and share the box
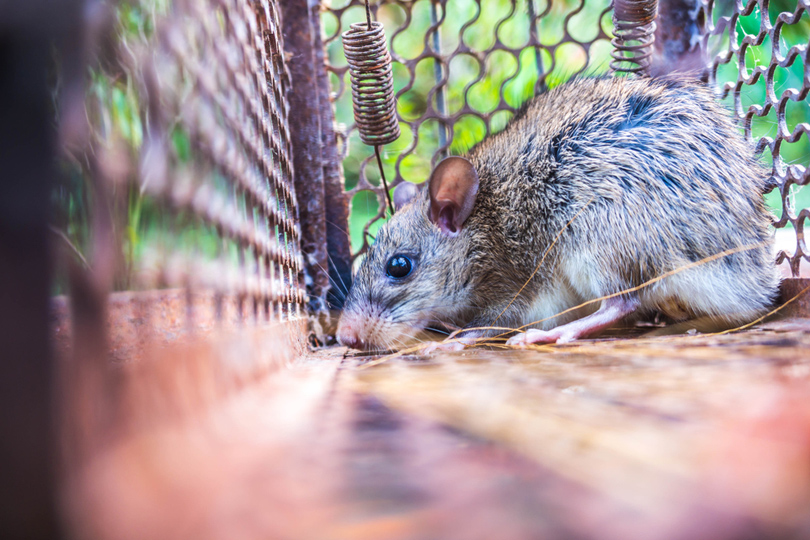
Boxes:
[337,157,481,352]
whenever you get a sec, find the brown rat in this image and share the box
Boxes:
[336,76,781,352]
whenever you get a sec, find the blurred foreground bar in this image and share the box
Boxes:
[0,1,80,538]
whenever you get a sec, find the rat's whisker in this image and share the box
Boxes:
[325,219,351,238]
[326,253,351,296]
[424,326,451,336]
[313,262,348,301]
[390,303,481,325]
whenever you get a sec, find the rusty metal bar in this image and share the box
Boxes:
[430,0,449,159]
[282,0,331,319]
[780,278,810,318]
[528,0,547,94]
[311,1,353,310]
[653,0,702,73]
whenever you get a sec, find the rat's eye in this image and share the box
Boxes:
[386,254,413,279]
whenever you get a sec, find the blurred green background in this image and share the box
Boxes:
[52,0,810,292]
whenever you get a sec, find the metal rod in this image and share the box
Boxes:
[528,0,546,93]
[375,145,395,216]
[282,0,331,316]
[430,0,448,158]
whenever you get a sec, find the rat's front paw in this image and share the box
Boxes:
[507,328,561,347]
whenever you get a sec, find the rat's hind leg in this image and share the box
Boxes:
[507,296,640,346]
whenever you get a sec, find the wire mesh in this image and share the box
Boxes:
[322,0,615,257]
[48,0,314,492]
[83,0,306,322]
[699,0,810,277]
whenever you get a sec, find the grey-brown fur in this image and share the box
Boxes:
[337,76,780,351]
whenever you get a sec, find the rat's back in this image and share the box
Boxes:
[469,76,779,330]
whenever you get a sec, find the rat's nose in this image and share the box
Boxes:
[337,326,365,350]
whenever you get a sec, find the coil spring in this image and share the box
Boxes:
[342,21,400,146]
[611,0,659,75]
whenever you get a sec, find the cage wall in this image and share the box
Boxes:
[53,0,307,321]
[699,0,810,277]
[47,0,327,477]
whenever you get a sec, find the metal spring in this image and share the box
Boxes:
[342,21,400,146]
[611,0,659,75]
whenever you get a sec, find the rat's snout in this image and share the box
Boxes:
[337,325,366,350]
[337,306,420,352]
[336,315,371,351]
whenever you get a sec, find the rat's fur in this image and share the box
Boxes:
[337,76,780,351]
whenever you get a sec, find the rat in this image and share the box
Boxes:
[336,76,781,352]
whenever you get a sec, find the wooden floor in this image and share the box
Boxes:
[68,319,810,540]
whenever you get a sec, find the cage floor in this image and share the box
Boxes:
[71,319,810,540]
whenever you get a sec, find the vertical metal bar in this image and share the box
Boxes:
[430,0,448,159]
[281,0,330,318]
[0,2,73,537]
[528,0,546,93]
[653,0,703,75]
[311,0,353,310]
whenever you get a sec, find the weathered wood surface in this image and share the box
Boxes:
[67,320,810,540]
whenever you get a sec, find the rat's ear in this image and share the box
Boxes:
[393,182,419,211]
[428,156,479,236]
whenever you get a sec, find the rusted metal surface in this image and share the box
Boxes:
[312,2,353,310]
[611,0,659,74]
[343,21,401,146]
[699,0,810,277]
[282,0,331,317]
[324,0,615,258]
[52,289,308,365]
[780,277,810,318]
[67,328,810,540]
[653,0,702,72]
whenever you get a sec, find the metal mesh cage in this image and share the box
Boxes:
[139,0,305,318]
[48,0,314,488]
[699,0,809,277]
[63,0,306,323]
